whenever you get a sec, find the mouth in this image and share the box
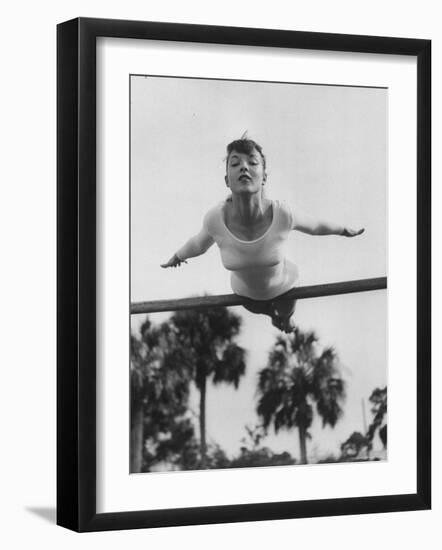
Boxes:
[239,175,252,182]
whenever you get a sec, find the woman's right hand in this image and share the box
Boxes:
[160,254,187,268]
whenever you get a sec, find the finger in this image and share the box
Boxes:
[346,228,364,237]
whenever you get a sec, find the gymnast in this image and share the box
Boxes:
[161,136,364,332]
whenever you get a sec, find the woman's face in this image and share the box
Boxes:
[225,148,266,196]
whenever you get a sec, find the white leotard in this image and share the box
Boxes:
[176,199,299,301]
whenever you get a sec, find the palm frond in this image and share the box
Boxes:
[212,343,246,388]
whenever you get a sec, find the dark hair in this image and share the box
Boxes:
[226,138,266,171]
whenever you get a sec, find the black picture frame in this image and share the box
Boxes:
[57,17,431,532]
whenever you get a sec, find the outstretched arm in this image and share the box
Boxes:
[161,226,215,268]
[293,211,364,237]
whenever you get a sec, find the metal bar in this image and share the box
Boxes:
[131,276,387,314]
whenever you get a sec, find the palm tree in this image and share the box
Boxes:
[256,327,345,464]
[171,306,246,468]
[130,332,146,473]
[130,318,193,472]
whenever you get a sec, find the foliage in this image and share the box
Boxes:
[339,386,388,462]
[145,434,231,472]
[130,317,195,472]
[256,327,345,464]
[340,431,371,459]
[228,425,295,468]
[131,307,247,472]
[131,318,193,417]
[367,386,387,448]
[170,306,246,390]
[169,306,247,465]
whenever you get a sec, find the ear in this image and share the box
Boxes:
[225,175,229,187]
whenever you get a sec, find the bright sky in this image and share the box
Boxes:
[130,75,387,462]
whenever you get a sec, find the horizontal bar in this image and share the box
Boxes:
[131,277,387,315]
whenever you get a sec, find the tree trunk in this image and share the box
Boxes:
[199,373,207,468]
[298,425,308,465]
[130,401,144,473]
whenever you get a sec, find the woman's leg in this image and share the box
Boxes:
[271,296,297,333]
[242,298,274,317]
[242,294,296,333]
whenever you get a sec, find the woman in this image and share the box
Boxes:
[161,137,364,332]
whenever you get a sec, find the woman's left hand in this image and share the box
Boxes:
[342,227,365,237]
